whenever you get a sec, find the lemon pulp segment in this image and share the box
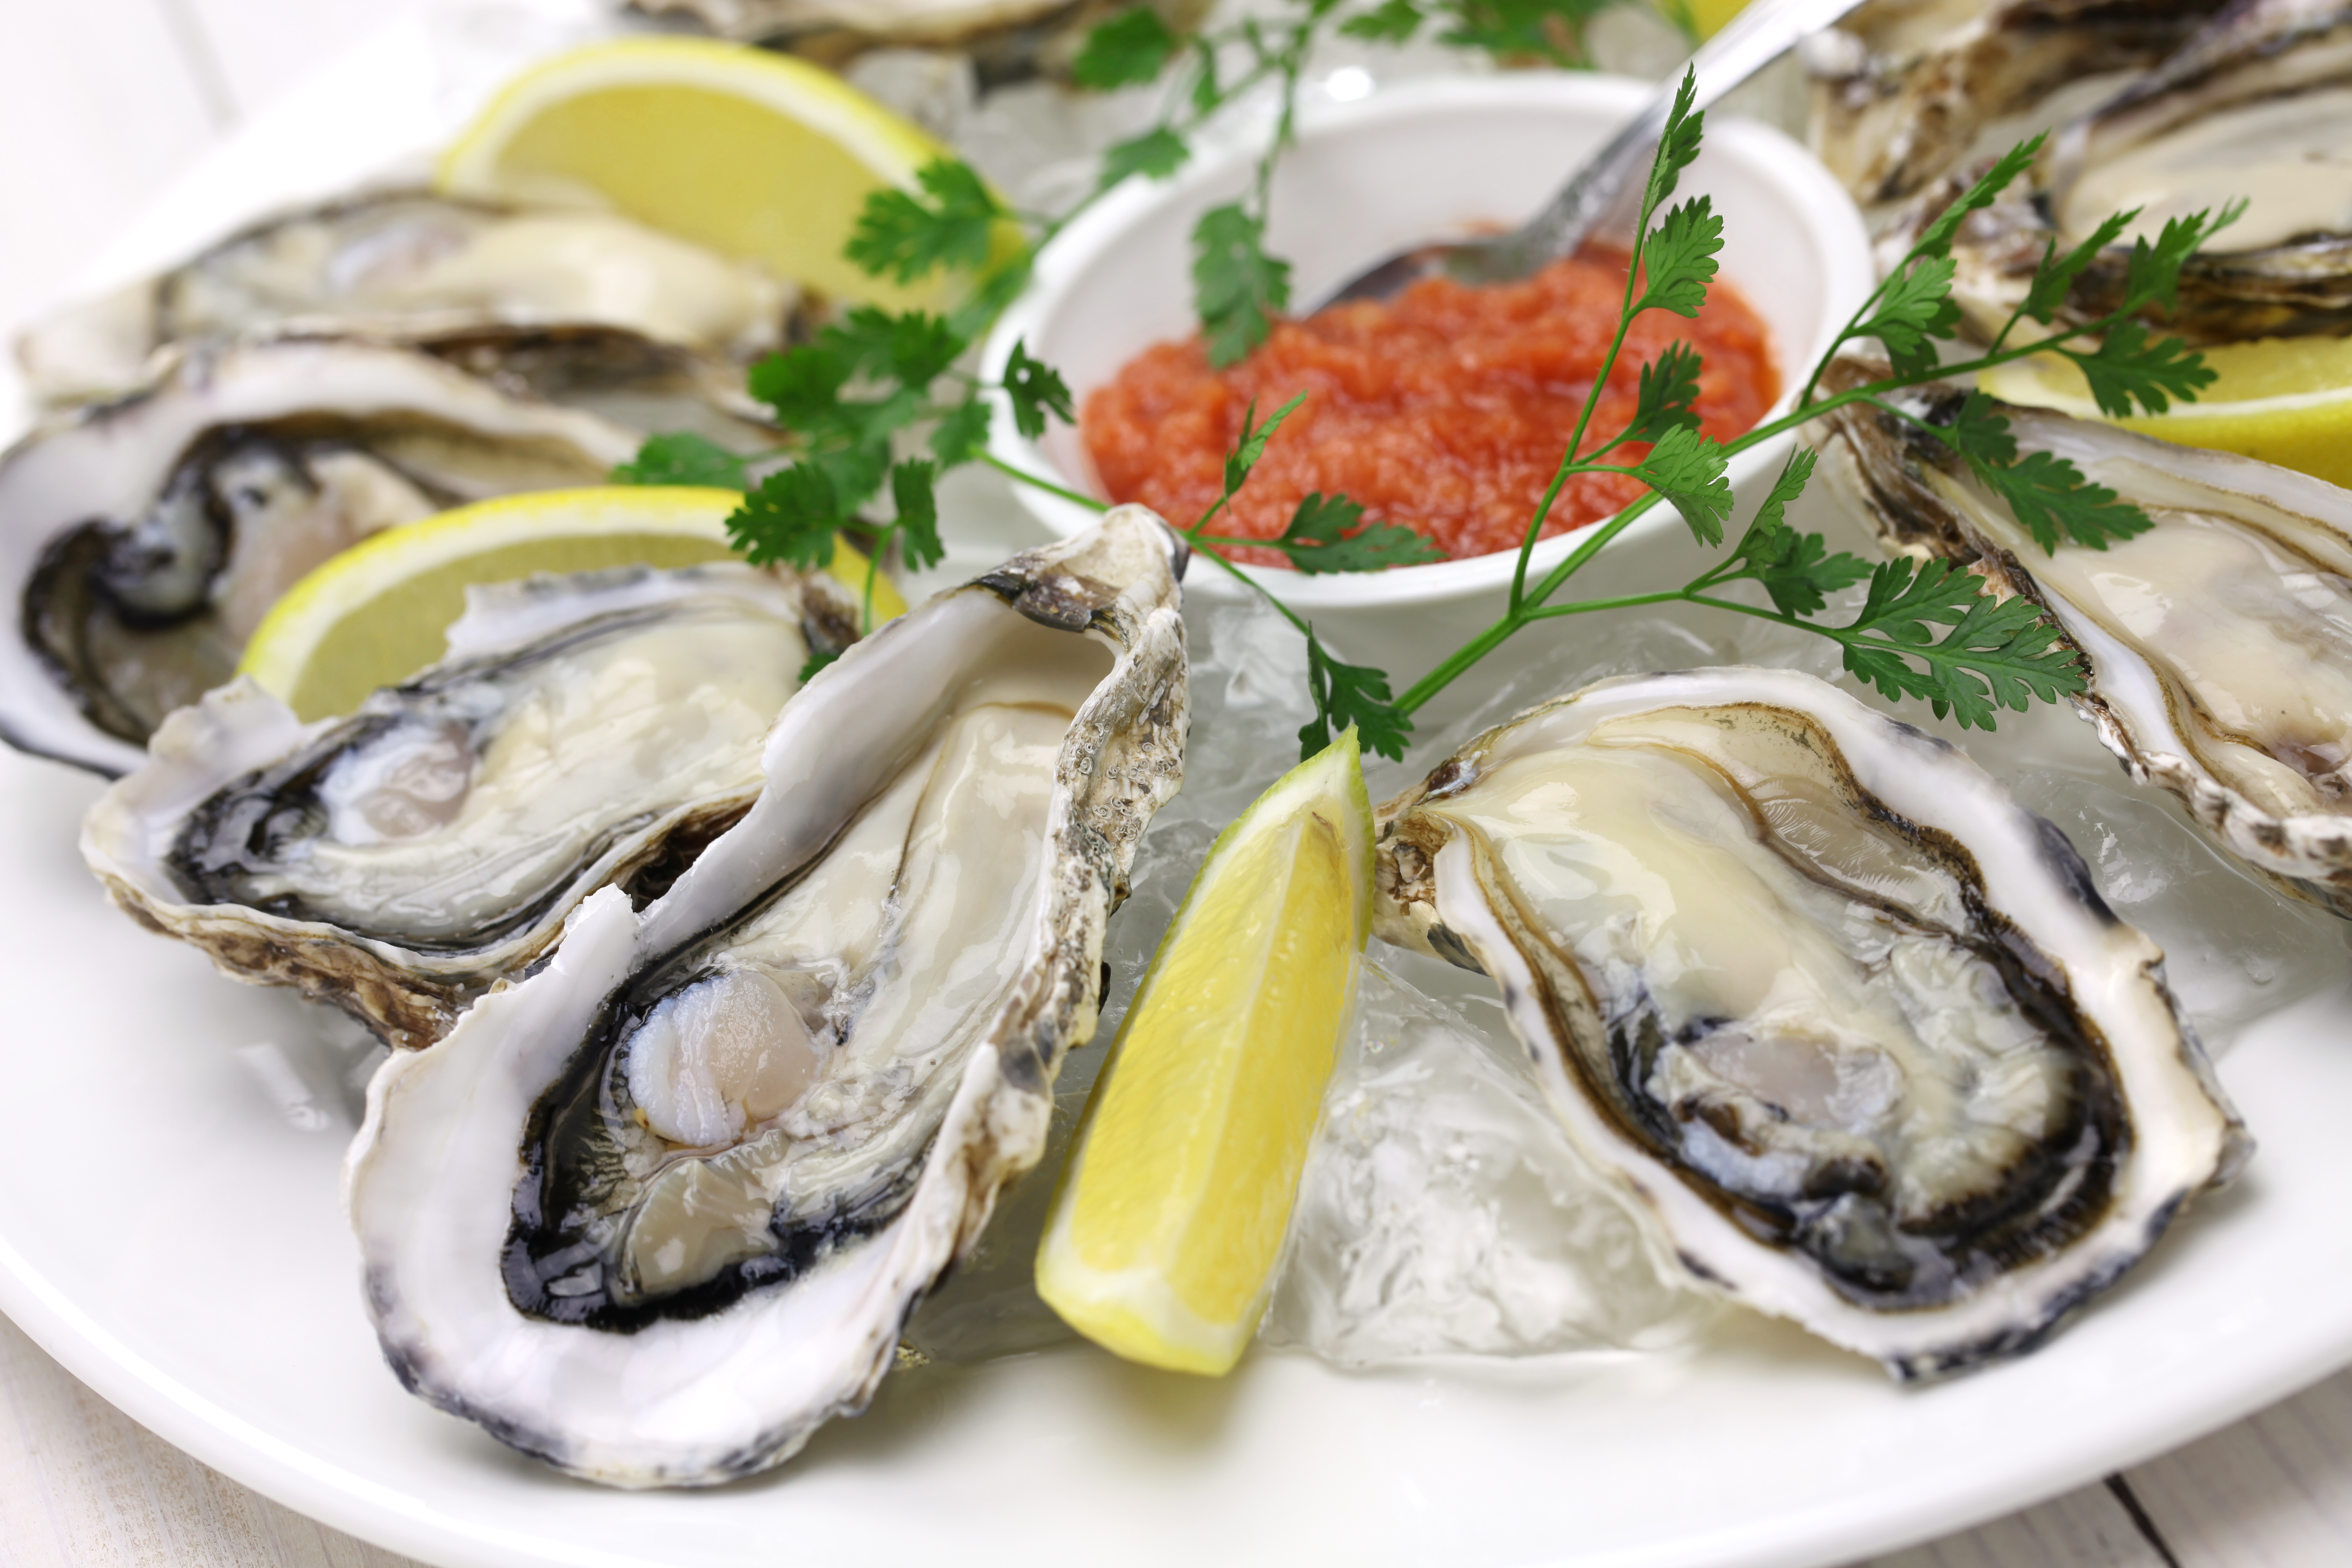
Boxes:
[1037,732,1372,1375]
[1981,336,2352,487]
[435,39,995,311]
[239,486,897,722]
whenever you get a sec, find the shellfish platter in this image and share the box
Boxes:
[9,3,2352,1568]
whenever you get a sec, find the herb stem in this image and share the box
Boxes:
[983,453,1109,511]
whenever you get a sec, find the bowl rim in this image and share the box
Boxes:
[978,71,1873,609]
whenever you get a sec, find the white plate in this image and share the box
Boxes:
[6,10,2352,1568]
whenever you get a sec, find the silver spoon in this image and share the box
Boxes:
[1313,0,1868,309]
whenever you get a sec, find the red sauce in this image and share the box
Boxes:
[1081,250,1778,565]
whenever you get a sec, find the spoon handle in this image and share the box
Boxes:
[1469,0,1869,279]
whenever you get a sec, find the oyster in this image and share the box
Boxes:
[344,508,1186,1485]
[0,338,651,776]
[624,0,1204,86]
[83,560,859,1051]
[1909,0,2352,343]
[1373,665,2249,1380]
[1805,0,2223,209]
[16,191,797,409]
[1816,368,2352,913]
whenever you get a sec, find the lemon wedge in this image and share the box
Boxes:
[1037,730,1374,1375]
[437,37,996,311]
[238,486,897,722]
[1980,336,2352,488]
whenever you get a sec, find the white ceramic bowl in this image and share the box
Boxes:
[980,73,1872,680]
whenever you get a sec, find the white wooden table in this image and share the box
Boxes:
[3,3,2350,1563]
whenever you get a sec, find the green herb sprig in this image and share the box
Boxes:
[1351,73,2241,751]
[619,39,2234,765]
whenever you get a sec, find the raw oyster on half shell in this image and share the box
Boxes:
[1900,0,2352,343]
[1805,0,2223,209]
[1816,366,2352,913]
[15,190,799,410]
[345,507,1186,1485]
[0,338,652,776]
[83,560,859,1050]
[1373,666,2248,1380]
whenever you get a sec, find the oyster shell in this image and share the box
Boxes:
[1805,0,2223,208]
[1906,0,2352,343]
[16,191,798,410]
[344,507,1186,1485]
[1373,665,2249,1380]
[83,560,859,1050]
[1815,366,2352,913]
[0,338,654,776]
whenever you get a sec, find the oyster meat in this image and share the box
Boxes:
[1374,667,2248,1379]
[1805,0,2223,209]
[345,508,1186,1484]
[1818,371,2352,912]
[83,560,858,1050]
[16,191,797,409]
[0,338,651,776]
[1907,0,2352,343]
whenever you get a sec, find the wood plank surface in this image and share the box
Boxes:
[2,2,2349,1565]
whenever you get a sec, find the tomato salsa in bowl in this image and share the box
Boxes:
[1083,249,1779,566]
[979,73,1871,661]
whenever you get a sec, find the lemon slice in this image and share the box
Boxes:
[1037,730,1375,1375]
[1980,336,2352,488]
[239,486,899,723]
[437,37,1001,311]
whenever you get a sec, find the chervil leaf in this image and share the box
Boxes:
[1299,633,1411,761]
[1071,7,1179,90]
[2121,202,2242,316]
[1101,127,1189,188]
[611,431,747,489]
[730,463,843,569]
[748,346,851,426]
[2019,210,2132,326]
[1635,196,1721,318]
[931,395,992,464]
[1834,558,2082,729]
[2060,319,2215,417]
[1854,255,1960,378]
[813,306,900,377]
[1002,338,1075,438]
[889,459,944,570]
[1909,137,2042,261]
[1271,492,1447,573]
[1624,341,1703,443]
[1948,392,2152,552]
[842,387,926,448]
[845,159,1005,286]
[1193,202,1292,367]
[810,440,891,511]
[1224,391,1307,496]
[1714,450,1871,616]
[1281,490,1362,545]
[1629,424,1732,546]
[1642,68,1703,216]
[885,311,964,386]
[1342,0,1424,40]
[1977,446,2153,554]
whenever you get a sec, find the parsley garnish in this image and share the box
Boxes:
[617,23,2236,763]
